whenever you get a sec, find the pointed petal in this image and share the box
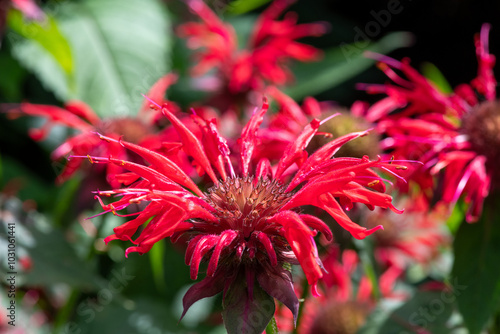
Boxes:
[275,118,321,180]
[141,73,178,113]
[161,105,218,183]
[289,130,370,189]
[239,98,269,177]
[267,210,323,285]
[99,134,203,196]
[256,232,277,267]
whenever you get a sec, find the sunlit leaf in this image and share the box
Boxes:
[7,9,73,74]
[227,0,272,15]
[421,62,453,94]
[10,0,172,117]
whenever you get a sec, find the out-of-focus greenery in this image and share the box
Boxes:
[1,0,500,333]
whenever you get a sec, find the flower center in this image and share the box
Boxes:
[205,177,291,236]
[461,100,500,173]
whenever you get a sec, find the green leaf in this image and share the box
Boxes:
[421,62,453,94]
[0,49,26,100]
[285,31,413,100]
[222,270,275,334]
[227,0,272,15]
[10,0,171,117]
[451,194,500,334]
[265,316,279,334]
[7,9,73,74]
[23,222,105,289]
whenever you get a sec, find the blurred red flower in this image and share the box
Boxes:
[178,0,327,94]
[4,74,178,187]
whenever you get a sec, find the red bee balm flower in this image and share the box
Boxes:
[359,24,497,222]
[80,98,407,333]
[178,0,327,93]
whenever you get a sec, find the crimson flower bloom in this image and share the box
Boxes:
[4,74,178,187]
[78,96,408,333]
[177,0,327,94]
[358,24,497,222]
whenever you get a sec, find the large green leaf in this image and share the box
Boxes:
[23,223,105,289]
[11,0,171,117]
[451,195,500,334]
[285,31,413,100]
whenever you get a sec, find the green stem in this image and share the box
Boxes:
[292,277,310,334]
[354,238,381,300]
[266,315,279,334]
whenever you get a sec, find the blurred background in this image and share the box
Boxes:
[1,0,499,333]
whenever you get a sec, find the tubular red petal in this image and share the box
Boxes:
[64,100,101,125]
[186,235,205,265]
[240,98,269,177]
[189,235,219,280]
[288,130,370,190]
[17,103,95,132]
[100,134,203,196]
[299,214,333,241]
[256,232,277,267]
[207,230,239,276]
[267,210,323,286]
[161,105,218,184]
[266,86,308,125]
[254,158,272,182]
[140,73,178,114]
[316,193,384,239]
[191,114,232,181]
[275,118,321,180]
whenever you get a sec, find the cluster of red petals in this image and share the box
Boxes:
[82,96,408,318]
[358,24,497,222]
[177,0,327,93]
[4,74,178,186]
